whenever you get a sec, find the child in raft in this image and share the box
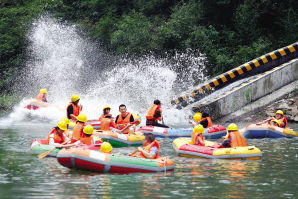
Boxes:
[190,125,205,146]
[131,133,160,159]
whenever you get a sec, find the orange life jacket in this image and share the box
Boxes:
[190,131,198,144]
[279,117,288,128]
[36,93,46,102]
[46,128,66,144]
[190,131,205,146]
[80,136,94,145]
[229,131,247,147]
[100,118,117,131]
[72,122,84,140]
[146,104,161,122]
[67,102,82,120]
[200,117,213,128]
[99,113,113,121]
[136,140,160,159]
[116,112,132,133]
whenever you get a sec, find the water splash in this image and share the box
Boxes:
[3,17,208,127]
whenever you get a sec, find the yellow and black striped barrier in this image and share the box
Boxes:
[171,42,298,108]
[192,58,298,115]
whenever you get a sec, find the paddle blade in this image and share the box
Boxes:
[37,147,56,159]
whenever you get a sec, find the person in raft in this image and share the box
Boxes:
[36,88,48,103]
[60,117,70,129]
[132,133,160,159]
[47,121,73,147]
[146,100,169,128]
[79,125,102,145]
[100,142,113,154]
[99,105,113,121]
[72,113,87,140]
[115,104,134,134]
[260,110,288,128]
[100,117,118,131]
[189,112,213,128]
[190,125,205,146]
[221,123,247,148]
[67,95,83,121]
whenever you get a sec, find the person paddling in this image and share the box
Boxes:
[221,123,247,148]
[115,104,134,134]
[36,88,48,103]
[47,121,70,147]
[260,110,288,128]
[131,133,160,159]
[79,125,99,145]
[67,95,83,121]
[146,100,169,128]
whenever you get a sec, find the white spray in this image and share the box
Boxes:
[1,17,209,128]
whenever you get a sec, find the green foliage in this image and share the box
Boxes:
[0,94,21,110]
[110,12,157,54]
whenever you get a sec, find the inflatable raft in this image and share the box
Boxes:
[240,123,297,139]
[85,120,101,129]
[30,139,102,157]
[68,120,101,130]
[24,99,49,110]
[57,148,175,173]
[172,138,262,160]
[138,125,226,139]
[93,131,144,147]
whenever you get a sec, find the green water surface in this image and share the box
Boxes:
[0,121,297,198]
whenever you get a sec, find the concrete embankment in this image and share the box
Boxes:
[193,58,298,120]
[171,42,298,109]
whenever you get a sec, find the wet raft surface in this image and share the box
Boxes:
[0,122,298,198]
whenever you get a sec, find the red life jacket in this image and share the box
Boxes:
[116,112,132,134]
[146,104,161,122]
[67,102,82,120]
[136,140,160,159]
[200,117,213,128]
[46,128,66,144]
[72,122,84,140]
[99,113,113,121]
[229,131,247,147]
[279,117,288,128]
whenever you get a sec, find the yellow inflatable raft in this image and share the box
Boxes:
[172,138,262,160]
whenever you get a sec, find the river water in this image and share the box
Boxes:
[0,118,297,198]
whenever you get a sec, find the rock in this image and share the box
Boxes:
[277,101,290,110]
[262,92,298,122]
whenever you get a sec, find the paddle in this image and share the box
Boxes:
[129,149,139,156]
[257,117,274,125]
[38,140,69,159]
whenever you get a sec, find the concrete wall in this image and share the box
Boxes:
[171,42,298,109]
[193,58,298,120]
